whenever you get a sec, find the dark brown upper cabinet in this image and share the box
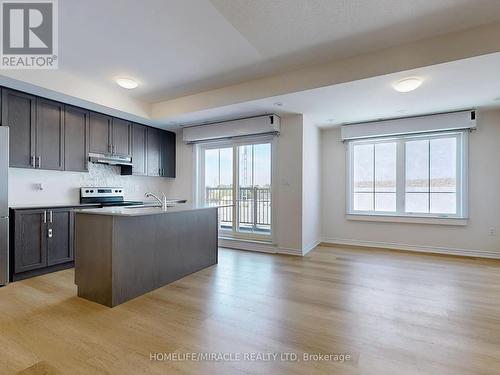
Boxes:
[146,127,161,176]
[131,123,147,176]
[64,105,89,172]
[1,89,36,168]
[111,118,131,156]
[0,85,175,177]
[36,98,65,171]
[161,131,176,178]
[89,112,111,155]
[89,113,131,157]
[146,127,176,177]
[1,92,64,170]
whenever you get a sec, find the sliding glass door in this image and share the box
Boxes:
[198,138,273,240]
[203,147,234,230]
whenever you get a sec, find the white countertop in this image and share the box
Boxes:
[10,203,101,210]
[74,204,233,217]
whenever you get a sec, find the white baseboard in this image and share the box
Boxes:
[302,239,321,255]
[219,238,276,253]
[219,237,303,256]
[276,247,303,256]
[320,237,500,259]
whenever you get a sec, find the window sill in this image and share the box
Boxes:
[346,214,468,226]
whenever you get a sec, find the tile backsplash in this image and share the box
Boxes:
[8,163,174,206]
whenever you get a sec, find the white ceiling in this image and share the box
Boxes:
[165,52,500,128]
[19,0,500,103]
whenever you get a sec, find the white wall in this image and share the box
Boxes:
[275,115,303,253]
[301,116,321,254]
[9,163,174,206]
[321,109,500,257]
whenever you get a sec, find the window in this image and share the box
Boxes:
[197,137,274,239]
[347,131,467,218]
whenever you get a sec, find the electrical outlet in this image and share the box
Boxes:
[489,228,496,236]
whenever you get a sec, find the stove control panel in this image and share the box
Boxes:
[80,187,124,198]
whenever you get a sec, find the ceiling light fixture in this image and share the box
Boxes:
[392,77,423,93]
[116,77,139,89]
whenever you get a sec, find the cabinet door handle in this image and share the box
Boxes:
[42,211,47,223]
[48,228,53,238]
[36,156,41,168]
[31,155,35,168]
[49,210,53,223]
[108,144,111,153]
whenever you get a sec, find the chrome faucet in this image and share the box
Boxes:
[145,192,168,210]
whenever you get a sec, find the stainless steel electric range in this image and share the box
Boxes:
[80,187,148,207]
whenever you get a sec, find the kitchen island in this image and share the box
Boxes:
[74,205,219,307]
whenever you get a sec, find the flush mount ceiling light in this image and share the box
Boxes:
[116,77,139,89]
[392,77,423,92]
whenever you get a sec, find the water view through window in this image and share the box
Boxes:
[349,131,463,217]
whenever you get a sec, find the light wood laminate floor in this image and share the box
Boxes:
[1,246,500,375]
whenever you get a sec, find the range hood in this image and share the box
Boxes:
[88,153,133,166]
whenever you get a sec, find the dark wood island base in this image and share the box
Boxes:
[74,206,218,307]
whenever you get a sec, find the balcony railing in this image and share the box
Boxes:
[205,187,271,234]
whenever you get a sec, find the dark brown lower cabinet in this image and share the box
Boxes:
[47,209,74,266]
[10,207,75,281]
[13,209,46,274]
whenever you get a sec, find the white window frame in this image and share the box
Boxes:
[346,130,468,220]
[195,135,277,242]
